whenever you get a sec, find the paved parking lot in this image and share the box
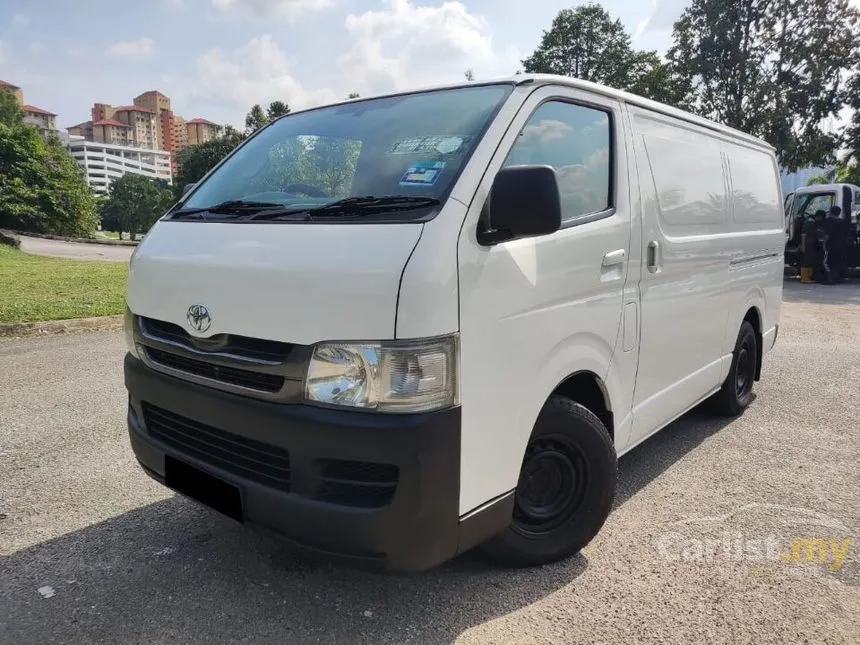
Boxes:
[0,279,858,644]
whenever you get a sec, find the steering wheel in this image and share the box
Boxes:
[284,183,328,198]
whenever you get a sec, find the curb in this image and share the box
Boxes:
[1,229,139,247]
[0,315,123,338]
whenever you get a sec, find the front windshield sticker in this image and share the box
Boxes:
[389,136,469,156]
[399,161,446,187]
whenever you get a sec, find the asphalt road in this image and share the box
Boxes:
[17,236,134,262]
[1,279,858,644]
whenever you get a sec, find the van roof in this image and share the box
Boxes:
[294,74,775,152]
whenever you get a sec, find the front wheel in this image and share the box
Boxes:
[481,396,617,567]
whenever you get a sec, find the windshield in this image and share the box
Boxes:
[175,84,514,222]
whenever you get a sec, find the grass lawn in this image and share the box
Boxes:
[0,245,128,324]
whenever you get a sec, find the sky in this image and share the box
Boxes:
[0,0,768,130]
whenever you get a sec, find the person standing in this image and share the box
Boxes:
[823,206,842,284]
[800,210,824,283]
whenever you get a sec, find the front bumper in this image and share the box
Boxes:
[124,354,510,572]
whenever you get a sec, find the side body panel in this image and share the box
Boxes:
[624,105,783,451]
[454,85,634,515]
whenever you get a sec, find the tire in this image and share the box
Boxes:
[707,321,758,417]
[481,396,617,567]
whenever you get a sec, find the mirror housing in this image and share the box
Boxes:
[478,165,562,245]
[182,182,197,197]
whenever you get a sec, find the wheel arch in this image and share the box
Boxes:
[550,370,614,440]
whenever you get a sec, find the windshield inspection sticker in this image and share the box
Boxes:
[399,161,446,187]
[389,136,468,156]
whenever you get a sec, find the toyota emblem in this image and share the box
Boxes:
[187,304,212,333]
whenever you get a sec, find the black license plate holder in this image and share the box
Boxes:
[164,455,244,523]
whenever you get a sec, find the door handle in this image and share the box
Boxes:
[602,249,626,267]
[647,240,660,273]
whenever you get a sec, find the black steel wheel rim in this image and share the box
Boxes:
[735,336,755,398]
[513,437,589,535]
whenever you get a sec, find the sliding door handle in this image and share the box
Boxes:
[647,240,660,273]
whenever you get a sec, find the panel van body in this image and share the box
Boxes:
[123,74,783,571]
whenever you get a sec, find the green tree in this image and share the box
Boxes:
[100,174,173,240]
[522,3,687,106]
[464,69,475,82]
[347,92,360,99]
[266,101,290,121]
[523,4,633,88]
[244,104,268,134]
[668,0,860,171]
[0,89,97,236]
[174,127,245,200]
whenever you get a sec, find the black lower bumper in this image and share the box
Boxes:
[124,354,512,572]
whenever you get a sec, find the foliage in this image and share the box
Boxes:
[0,89,98,236]
[100,174,174,240]
[668,0,860,171]
[464,69,475,82]
[0,245,128,323]
[245,100,291,135]
[347,92,361,99]
[521,3,680,105]
[173,127,245,199]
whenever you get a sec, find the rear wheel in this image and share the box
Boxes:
[481,396,617,567]
[708,321,758,417]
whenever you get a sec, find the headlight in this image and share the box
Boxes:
[304,335,458,413]
[123,305,139,358]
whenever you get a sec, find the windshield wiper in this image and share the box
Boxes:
[247,195,441,221]
[170,200,284,220]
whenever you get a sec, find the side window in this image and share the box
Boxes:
[503,101,611,223]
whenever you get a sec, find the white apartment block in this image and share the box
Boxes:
[67,138,172,195]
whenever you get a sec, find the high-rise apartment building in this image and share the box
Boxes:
[22,105,57,132]
[69,91,220,174]
[0,80,24,105]
[1,79,58,134]
[186,118,221,145]
[113,106,158,149]
[134,91,172,151]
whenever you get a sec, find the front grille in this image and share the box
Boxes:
[313,459,399,508]
[143,404,291,492]
[140,317,292,362]
[145,347,285,393]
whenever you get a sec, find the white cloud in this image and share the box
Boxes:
[180,34,338,124]
[211,0,333,21]
[105,37,155,59]
[339,0,520,96]
[11,13,30,27]
[634,0,690,41]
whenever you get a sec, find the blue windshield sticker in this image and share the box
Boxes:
[399,161,446,187]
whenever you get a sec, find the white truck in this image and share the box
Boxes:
[783,182,860,268]
[123,75,784,572]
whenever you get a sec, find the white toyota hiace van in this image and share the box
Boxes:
[123,75,784,572]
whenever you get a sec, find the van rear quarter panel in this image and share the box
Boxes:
[721,143,784,356]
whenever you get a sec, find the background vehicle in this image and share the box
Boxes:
[123,75,783,572]
[783,183,860,268]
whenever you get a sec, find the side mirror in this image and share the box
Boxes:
[183,182,197,197]
[478,165,562,245]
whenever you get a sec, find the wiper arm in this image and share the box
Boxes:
[171,200,284,219]
[247,195,441,221]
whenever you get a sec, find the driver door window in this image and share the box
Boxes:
[502,100,612,224]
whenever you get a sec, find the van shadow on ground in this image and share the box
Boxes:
[0,407,736,645]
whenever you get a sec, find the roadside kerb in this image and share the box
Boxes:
[0,315,123,338]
